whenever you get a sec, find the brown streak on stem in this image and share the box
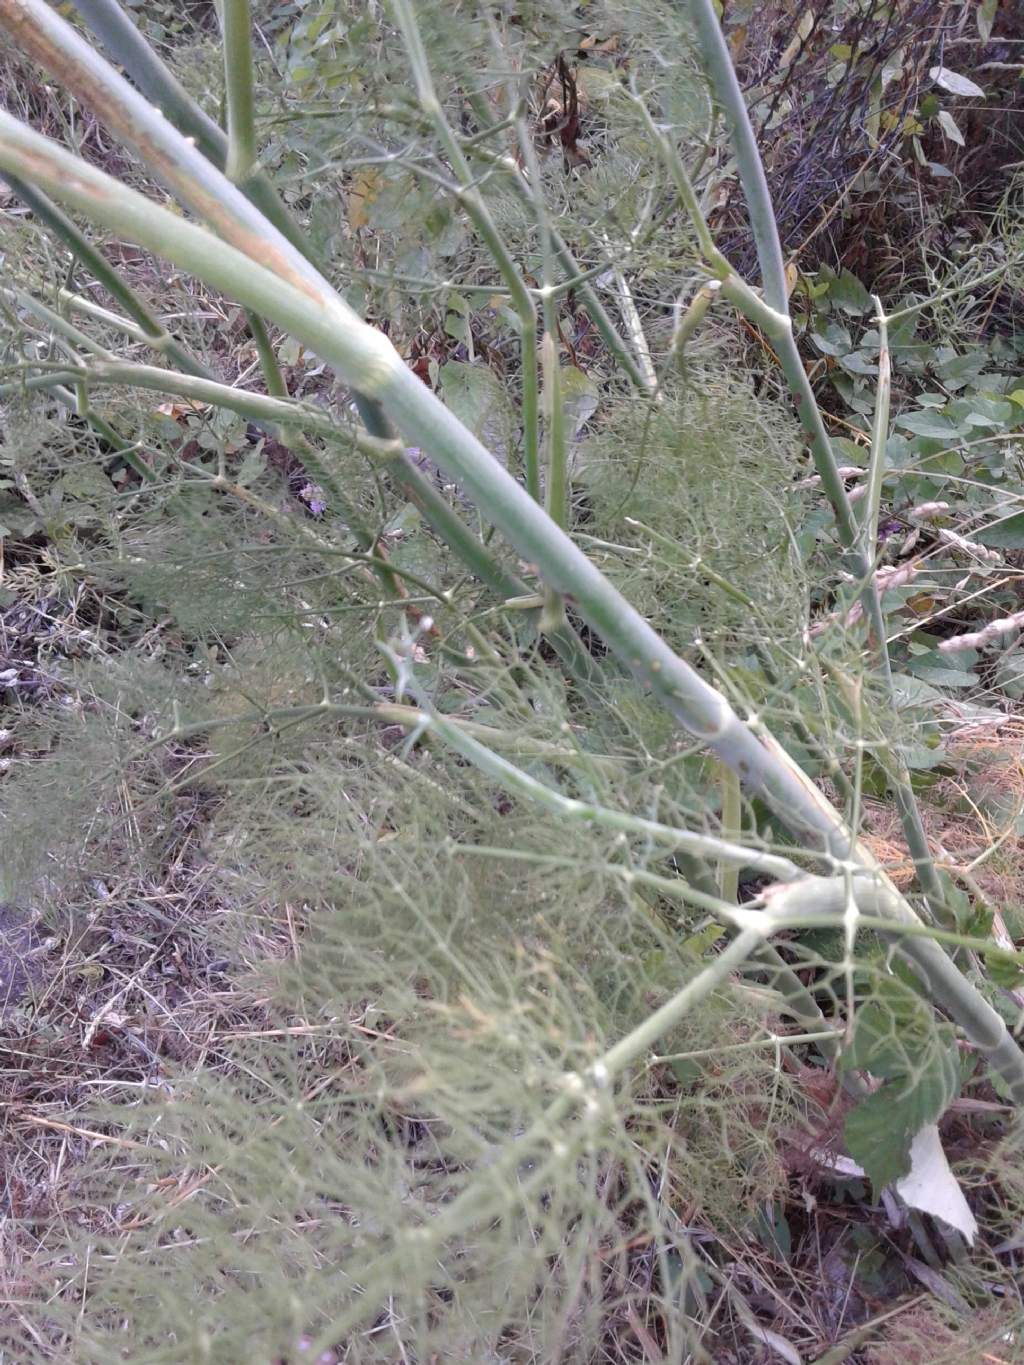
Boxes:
[0,0,322,305]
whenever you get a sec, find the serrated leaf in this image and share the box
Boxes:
[841,978,936,1078]
[844,1042,959,1192]
[841,976,961,1192]
[930,66,986,98]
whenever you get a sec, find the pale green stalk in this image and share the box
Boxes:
[69,0,315,262]
[389,0,541,500]
[0,360,400,457]
[857,302,944,909]
[3,287,158,480]
[5,286,118,363]
[640,43,948,916]
[56,290,149,343]
[687,0,789,313]
[668,281,721,373]
[460,109,652,393]
[411,705,802,881]
[514,104,568,628]
[51,381,156,483]
[66,0,401,472]
[162,702,628,775]
[221,0,257,185]
[452,843,743,915]
[2,113,1020,1093]
[861,298,891,571]
[653,1029,844,1063]
[717,763,742,902]
[215,0,323,545]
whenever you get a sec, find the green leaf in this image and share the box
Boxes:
[750,1202,792,1261]
[978,513,1024,548]
[438,361,516,466]
[560,366,599,437]
[952,397,1013,429]
[841,978,959,1192]
[839,350,879,377]
[841,980,934,1079]
[843,1054,959,1190]
[978,0,997,40]
[994,653,1024,699]
[935,349,988,390]
[987,950,1024,990]
[821,265,872,315]
[905,660,977,688]
[895,410,961,439]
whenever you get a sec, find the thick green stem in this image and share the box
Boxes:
[688,0,789,314]
[0,0,546,612]
[220,0,258,185]
[640,45,947,915]
[0,117,900,856]
[68,0,316,265]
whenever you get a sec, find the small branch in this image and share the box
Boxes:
[861,298,891,572]
[221,0,258,184]
[7,175,211,378]
[688,0,789,312]
[390,0,541,501]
